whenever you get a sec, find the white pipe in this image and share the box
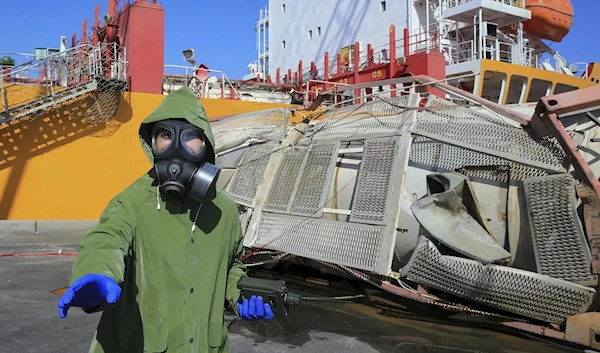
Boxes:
[426,0,430,51]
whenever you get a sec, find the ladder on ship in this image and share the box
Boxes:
[0,43,128,125]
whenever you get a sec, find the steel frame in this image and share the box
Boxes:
[530,85,600,286]
[531,85,600,202]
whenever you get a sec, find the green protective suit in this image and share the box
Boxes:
[69,87,247,353]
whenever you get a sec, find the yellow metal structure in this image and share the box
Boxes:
[477,59,600,104]
[0,91,302,220]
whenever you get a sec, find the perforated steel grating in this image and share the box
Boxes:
[413,97,566,172]
[210,108,288,151]
[216,147,247,169]
[226,141,280,207]
[323,95,418,121]
[263,146,309,214]
[409,136,549,182]
[350,137,400,225]
[401,237,596,324]
[291,142,340,217]
[255,213,386,272]
[210,108,287,130]
[523,174,595,284]
[298,95,419,144]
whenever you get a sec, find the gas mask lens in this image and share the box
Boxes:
[153,128,173,153]
[151,125,205,158]
[181,129,205,156]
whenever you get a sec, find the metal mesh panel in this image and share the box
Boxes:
[413,96,565,172]
[523,174,595,284]
[350,137,400,225]
[401,237,596,324]
[263,146,309,214]
[255,213,386,272]
[226,141,280,207]
[324,95,418,121]
[291,142,340,217]
[210,108,287,130]
[409,136,550,182]
[215,147,247,169]
[210,108,288,151]
[298,95,419,144]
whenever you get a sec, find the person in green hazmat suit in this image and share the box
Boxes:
[57,87,273,353]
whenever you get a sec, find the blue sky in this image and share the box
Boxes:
[0,0,598,79]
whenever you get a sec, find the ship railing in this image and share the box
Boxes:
[276,26,540,87]
[1,43,126,83]
[258,5,269,25]
[405,29,441,55]
[491,41,535,67]
[163,65,241,100]
[278,26,445,86]
[302,79,351,102]
[568,62,590,78]
[248,59,269,79]
[290,41,391,85]
[443,40,476,64]
[357,42,394,68]
[441,38,535,68]
[281,28,441,86]
[0,52,37,79]
[447,0,524,8]
[1,42,127,117]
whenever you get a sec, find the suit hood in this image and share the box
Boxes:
[139,87,216,164]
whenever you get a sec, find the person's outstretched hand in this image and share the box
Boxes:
[57,274,121,318]
[238,295,274,320]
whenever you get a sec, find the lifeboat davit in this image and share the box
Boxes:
[522,0,574,42]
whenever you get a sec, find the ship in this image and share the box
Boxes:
[1,0,600,351]
[163,0,599,109]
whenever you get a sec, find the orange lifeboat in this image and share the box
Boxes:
[522,0,574,42]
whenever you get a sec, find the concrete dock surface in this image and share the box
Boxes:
[0,229,589,353]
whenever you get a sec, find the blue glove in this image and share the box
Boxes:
[57,274,121,318]
[237,295,274,320]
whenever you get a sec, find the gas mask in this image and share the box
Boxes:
[151,120,220,203]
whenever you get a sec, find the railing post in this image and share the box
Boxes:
[47,59,55,99]
[298,60,303,87]
[0,74,9,119]
[123,46,128,80]
[390,25,397,98]
[324,52,329,90]
[221,72,225,99]
[353,41,360,104]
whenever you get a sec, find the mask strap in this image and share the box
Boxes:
[156,186,161,210]
[191,203,202,235]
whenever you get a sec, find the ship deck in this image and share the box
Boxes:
[0,230,585,353]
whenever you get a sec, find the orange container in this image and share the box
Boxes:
[522,0,574,42]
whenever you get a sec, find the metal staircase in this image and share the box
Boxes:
[0,43,127,125]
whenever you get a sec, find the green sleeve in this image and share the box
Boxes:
[225,212,248,314]
[69,196,136,286]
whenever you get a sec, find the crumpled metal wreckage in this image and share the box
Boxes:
[212,83,600,349]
